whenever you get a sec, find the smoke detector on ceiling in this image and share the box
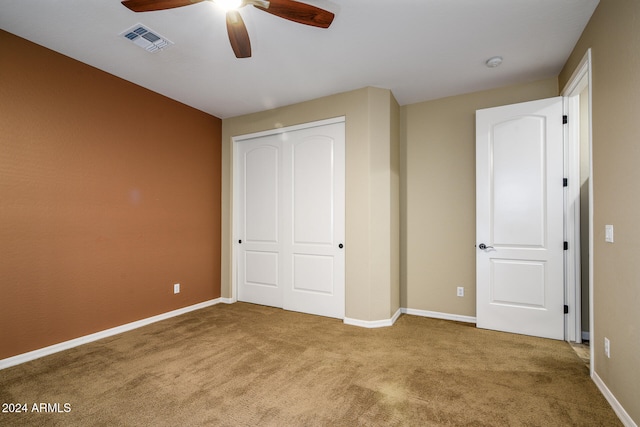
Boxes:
[485,56,503,68]
[120,24,173,53]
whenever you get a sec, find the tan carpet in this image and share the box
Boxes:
[0,302,621,426]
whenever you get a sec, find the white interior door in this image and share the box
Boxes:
[236,119,345,319]
[282,124,345,318]
[476,97,565,340]
[237,136,283,308]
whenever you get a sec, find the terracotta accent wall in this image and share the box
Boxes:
[559,0,640,422]
[0,30,222,360]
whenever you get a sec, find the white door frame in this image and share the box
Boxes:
[561,49,593,361]
[231,116,346,304]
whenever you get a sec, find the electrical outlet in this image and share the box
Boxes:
[457,287,464,297]
[604,337,610,358]
[173,283,180,294]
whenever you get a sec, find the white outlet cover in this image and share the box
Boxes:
[605,225,614,243]
[173,283,180,294]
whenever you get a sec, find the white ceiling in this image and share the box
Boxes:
[0,0,599,119]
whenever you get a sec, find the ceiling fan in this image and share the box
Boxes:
[121,0,335,58]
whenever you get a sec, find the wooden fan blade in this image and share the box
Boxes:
[121,0,204,12]
[226,10,252,58]
[255,0,334,28]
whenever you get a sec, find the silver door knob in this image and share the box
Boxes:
[478,243,494,250]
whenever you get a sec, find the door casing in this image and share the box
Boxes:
[561,49,593,366]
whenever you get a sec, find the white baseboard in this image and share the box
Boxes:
[401,307,476,324]
[343,308,402,328]
[219,297,236,304]
[0,298,224,371]
[592,371,637,427]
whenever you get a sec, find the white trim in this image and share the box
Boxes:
[561,49,591,344]
[231,133,240,303]
[401,307,476,324]
[561,49,594,371]
[343,308,401,328]
[561,49,592,96]
[0,298,224,371]
[562,92,580,343]
[586,48,595,378]
[592,371,637,427]
[233,116,346,142]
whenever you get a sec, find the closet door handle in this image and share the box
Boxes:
[338,243,344,249]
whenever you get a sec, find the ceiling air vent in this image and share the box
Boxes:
[120,24,173,53]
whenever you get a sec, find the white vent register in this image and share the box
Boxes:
[120,24,173,53]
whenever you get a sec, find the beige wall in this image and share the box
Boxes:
[222,87,400,321]
[367,88,401,319]
[559,0,640,422]
[400,78,558,316]
[390,93,401,315]
[0,30,222,360]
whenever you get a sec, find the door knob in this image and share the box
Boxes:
[478,243,494,250]
[338,243,344,249]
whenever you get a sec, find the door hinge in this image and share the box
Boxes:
[564,241,569,250]
[563,178,568,187]
[564,305,569,314]
[563,115,568,124]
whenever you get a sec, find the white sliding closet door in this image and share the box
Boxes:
[236,119,345,319]
[237,135,283,308]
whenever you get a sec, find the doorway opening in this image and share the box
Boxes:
[562,49,593,373]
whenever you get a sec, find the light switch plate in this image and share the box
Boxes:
[605,225,614,243]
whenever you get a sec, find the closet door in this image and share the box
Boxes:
[236,119,345,319]
[282,122,345,319]
[236,135,283,308]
